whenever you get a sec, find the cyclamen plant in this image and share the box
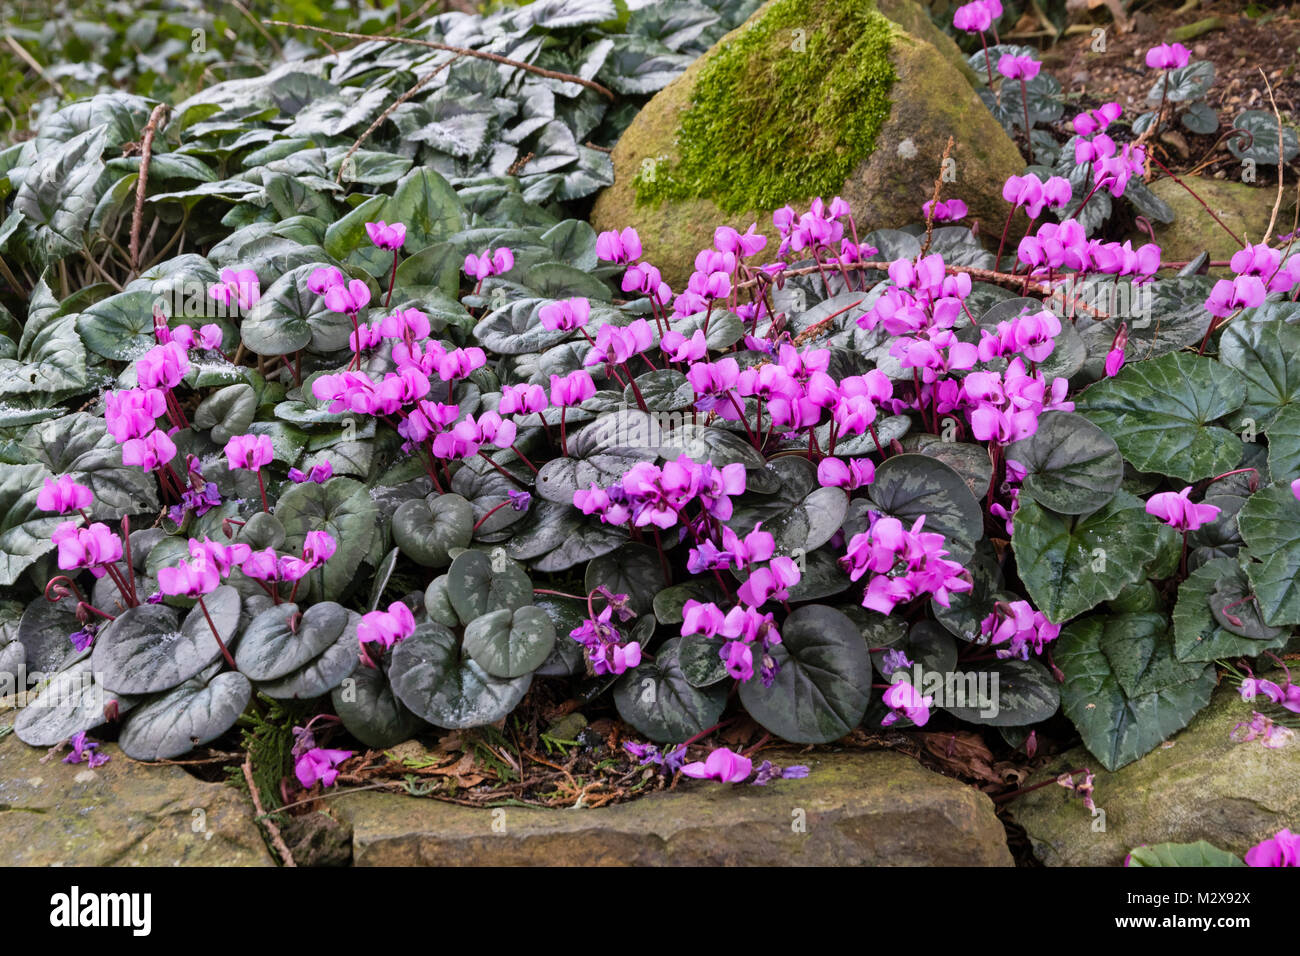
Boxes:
[6,2,1300,806]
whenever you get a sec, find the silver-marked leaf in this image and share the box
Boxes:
[1006,410,1123,514]
[332,659,426,748]
[738,604,873,744]
[1077,351,1245,481]
[613,636,727,742]
[234,601,350,681]
[866,454,983,563]
[118,670,252,761]
[13,660,136,747]
[390,621,531,729]
[463,605,556,679]
[446,548,533,623]
[1237,483,1300,626]
[392,493,474,568]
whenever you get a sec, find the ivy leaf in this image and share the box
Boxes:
[1056,614,1215,771]
[1077,352,1246,482]
[613,636,727,742]
[738,604,873,744]
[390,621,532,729]
[1006,410,1123,515]
[1012,490,1166,624]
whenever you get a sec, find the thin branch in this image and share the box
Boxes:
[1260,68,1285,247]
[3,34,65,97]
[335,53,461,184]
[263,20,617,101]
[129,104,169,278]
[242,756,297,867]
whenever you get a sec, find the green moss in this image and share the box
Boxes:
[633,0,897,214]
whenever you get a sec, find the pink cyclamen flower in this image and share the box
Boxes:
[680,747,753,783]
[595,227,642,264]
[549,370,596,408]
[52,521,123,577]
[882,680,933,727]
[1205,275,1266,318]
[209,268,260,311]
[121,429,177,470]
[464,247,514,280]
[997,54,1041,80]
[1145,42,1190,70]
[295,748,353,788]
[1145,486,1220,532]
[1291,478,1300,501]
[1245,829,1300,867]
[357,601,416,649]
[538,297,591,332]
[287,462,333,484]
[953,0,999,33]
[323,278,372,314]
[157,555,220,597]
[365,220,406,251]
[307,266,345,294]
[922,199,969,222]
[136,341,189,389]
[37,476,92,514]
[224,434,274,472]
[105,387,166,442]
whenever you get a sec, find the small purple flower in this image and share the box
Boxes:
[69,628,97,653]
[507,489,532,512]
[295,747,353,788]
[63,731,109,768]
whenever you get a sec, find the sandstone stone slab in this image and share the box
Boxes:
[1137,177,1294,266]
[1010,672,1300,866]
[334,749,1012,865]
[0,734,273,866]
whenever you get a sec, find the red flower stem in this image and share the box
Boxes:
[384,250,399,309]
[256,470,269,513]
[472,500,510,533]
[198,595,238,671]
[509,443,539,474]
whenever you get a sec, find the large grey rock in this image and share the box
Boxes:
[0,734,273,866]
[334,749,1012,865]
[1010,672,1300,866]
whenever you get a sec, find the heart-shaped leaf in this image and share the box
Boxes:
[392,493,474,567]
[93,586,240,695]
[1056,613,1215,771]
[1077,352,1246,482]
[738,604,873,744]
[584,543,666,618]
[13,660,136,747]
[257,613,360,699]
[118,670,252,761]
[234,600,351,681]
[866,454,983,563]
[1237,483,1300,626]
[1006,410,1123,515]
[613,636,727,742]
[276,477,378,603]
[390,621,531,729]
[1127,841,1246,867]
[463,605,556,679]
[446,548,534,623]
[939,657,1060,727]
[332,659,427,748]
[1219,318,1300,425]
[1012,490,1166,623]
[194,383,257,445]
[1173,556,1289,661]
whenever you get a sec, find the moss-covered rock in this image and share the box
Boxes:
[590,0,1023,286]
[1009,672,1300,866]
[1133,177,1295,266]
[334,748,1013,865]
[0,733,273,865]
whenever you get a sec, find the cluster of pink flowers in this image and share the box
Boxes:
[570,590,643,676]
[575,455,746,531]
[208,267,261,312]
[1204,243,1300,318]
[952,0,1002,34]
[1018,220,1161,281]
[980,600,1061,660]
[358,600,417,661]
[839,514,972,615]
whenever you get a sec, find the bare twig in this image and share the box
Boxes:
[230,0,282,59]
[242,756,297,867]
[335,53,460,184]
[920,136,955,258]
[3,34,65,97]
[129,104,169,278]
[263,20,617,101]
[1260,68,1285,247]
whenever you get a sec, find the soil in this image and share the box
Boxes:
[1041,0,1300,181]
